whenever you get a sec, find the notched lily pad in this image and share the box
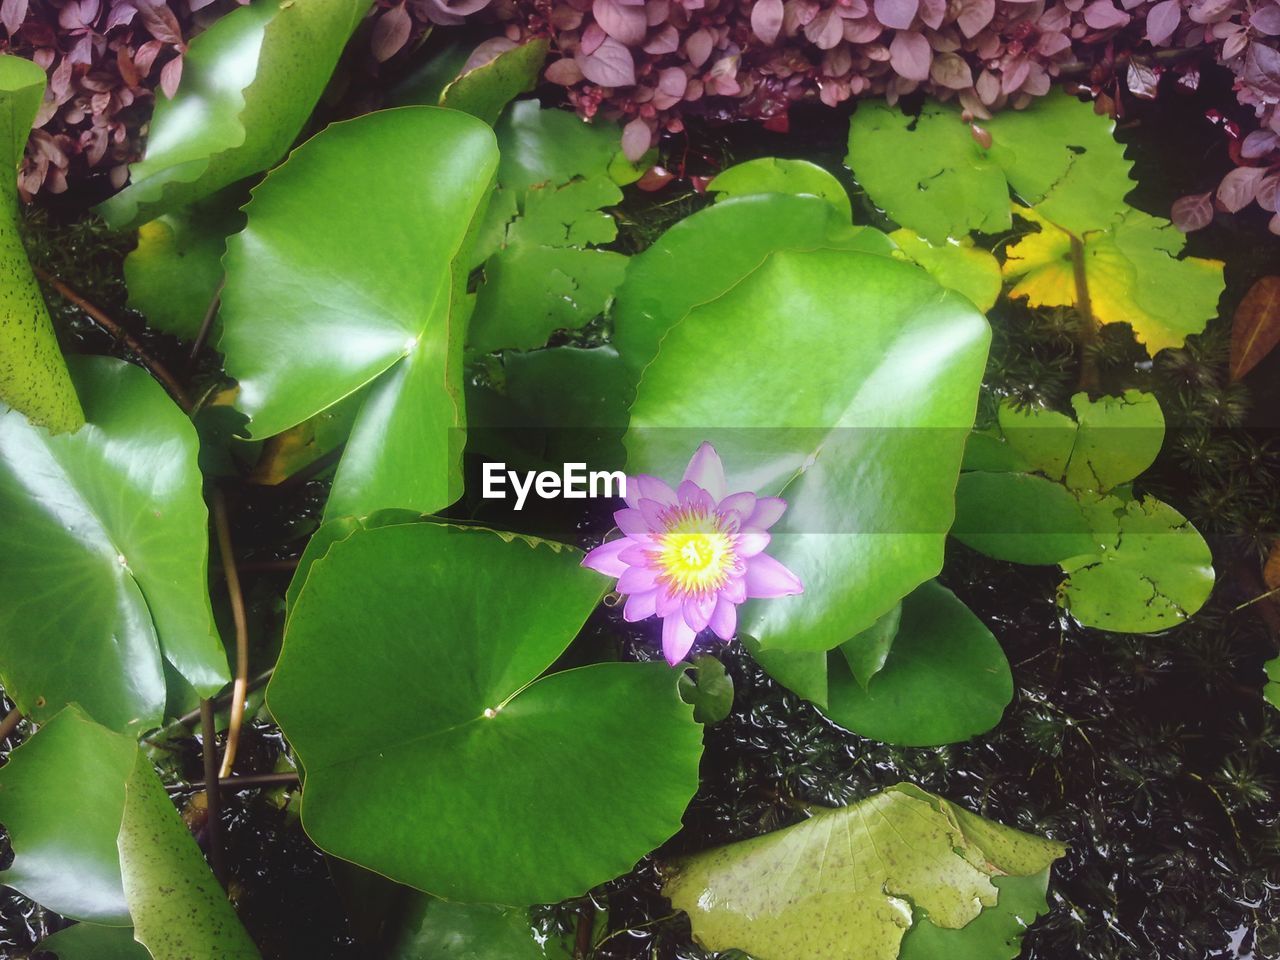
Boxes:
[662,782,1065,960]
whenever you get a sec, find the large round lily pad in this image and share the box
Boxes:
[268,523,703,905]
[625,248,990,652]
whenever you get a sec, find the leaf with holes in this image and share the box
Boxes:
[662,782,1065,960]
[1003,205,1224,355]
[268,523,703,904]
[0,357,226,732]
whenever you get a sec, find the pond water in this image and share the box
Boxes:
[2,57,1279,960]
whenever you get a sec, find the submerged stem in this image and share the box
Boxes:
[200,699,227,887]
[213,489,250,780]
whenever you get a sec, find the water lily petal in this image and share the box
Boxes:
[656,585,681,616]
[682,441,727,501]
[744,553,804,598]
[677,480,715,513]
[721,575,747,604]
[618,563,660,593]
[638,498,668,528]
[747,496,787,530]
[614,507,650,536]
[625,473,677,508]
[718,491,757,523]
[581,538,629,576]
[623,589,659,622]
[618,541,655,565]
[709,596,737,641]
[662,613,698,664]
[737,530,771,557]
[684,594,715,631]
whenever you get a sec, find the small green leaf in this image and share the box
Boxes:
[0,54,83,433]
[123,189,246,340]
[1062,391,1165,492]
[888,228,1001,312]
[118,750,262,960]
[997,400,1078,480]
[1059,495,1215,633]
[0,357,226,731]
[440,40,550,124]
[97,0,371,229]
[838,601,900,689]
[0,706,135,924]
[38,923,151,960]
[823,581,1012,747]
[679,654,735,724]
[494,100,627,193]
[269,523,703,904]
[708,157,852,221]
[952,472,1099,566]
[662,782,1065,960]
[1265,657,1279,711]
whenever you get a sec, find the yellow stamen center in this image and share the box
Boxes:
[655,510,735,596]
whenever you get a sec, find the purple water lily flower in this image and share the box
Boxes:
[581,442,803,665]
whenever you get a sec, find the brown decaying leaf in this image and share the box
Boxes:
[1264,539,1280,592]
[1231,275,1280,380]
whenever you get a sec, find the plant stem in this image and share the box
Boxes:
[212,488,250,780]
[200,699,227,887]
[33,266,192,412]
[168,771,299,794]
[189,279,224,363]
[1070,235,1099,393]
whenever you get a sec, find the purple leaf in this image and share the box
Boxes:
[1187,0,1236,23]
[1244,41,1280,98]
[919,0,946,30]
[874,0,918,29]
[889,29,931,80]
[593,0,647,45]
[1218,165,1267,212]
[930,51,972,88]
[1171,192,1214,231]
[643,24,679,53]
[750,0,784,44]
[685,27,713,67]
[578,36,636,85]
[621,117,651,160]
[1252,3,1280,33]
[1145,0,1181,43]
[956,0,993,36]
[544,57,584,84]
[0,0,27,35]
[371,4,412,62]
[132,0,183,44]
[1083,0,1130,29]
[657,65,687,96]
[803,8,843,48]
[581,22,606,54]
[1257,171,1280,211]
[1126,60,1158,98]
[159,53,183,99]
[1222,26,1249,59]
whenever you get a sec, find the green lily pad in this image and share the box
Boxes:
[118,750,261,959]
[38,923,151,960]
[493,100,626,194]
[708,157,852,221]
[123,188,246,340]
[1059,495,1215,632]
[1265,657,1279,711]
[0,706,135,923]
[611,193,894,382]
[888,228,1001,312]
[625,248,990,653]
[0,357,226,732]
[823,581,1012,746]
[662,782,1065,960]
[838,602,901,689]
[678,654,735,724]
[0,54,83,433]
[439,40,549,125]
[897,869,1054,960]
[847,90,1133,242]
[219,107,498,521]
[97,0,370,229]
[952,472,1099,566]
[268,523,703,905]
[0,706,260,959]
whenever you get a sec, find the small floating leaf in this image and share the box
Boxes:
[708,157,852,221]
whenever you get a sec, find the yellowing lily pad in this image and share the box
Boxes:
[663,782,1065,960]
[1003,205,1224,355]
